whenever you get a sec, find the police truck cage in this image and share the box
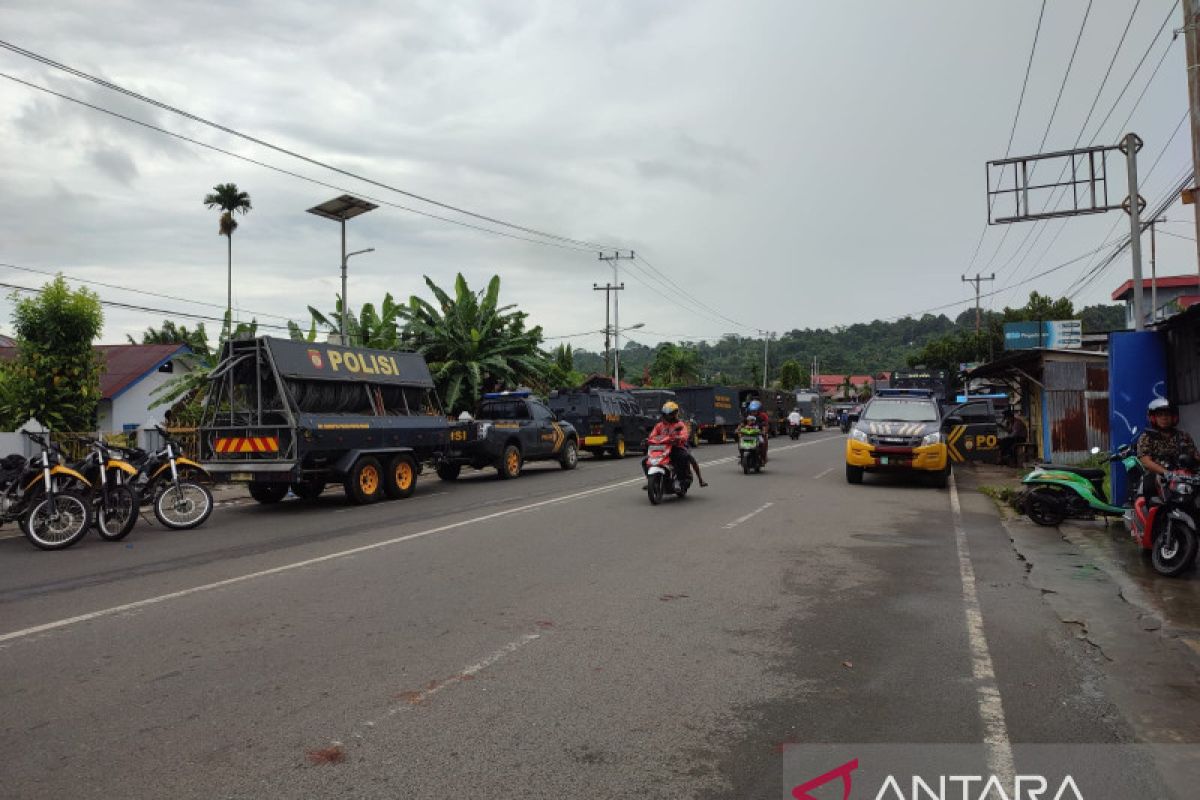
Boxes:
[198,336,450,501]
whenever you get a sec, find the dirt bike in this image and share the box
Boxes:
[109,427,213,530]
[643,433,691,506]
[73,437,140,541]
[0,431,93,550]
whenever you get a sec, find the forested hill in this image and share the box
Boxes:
[571,303,1125,385]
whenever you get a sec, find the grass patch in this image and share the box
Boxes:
[979,484,1021,510]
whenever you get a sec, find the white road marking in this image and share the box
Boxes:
[949,473,1014,781]
[354,629,544,738]
[812,467,835,480]
[723,502,774,530]
[0,433,843,646]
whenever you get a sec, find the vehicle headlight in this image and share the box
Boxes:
[850,428,868,443]
[921,432,944,446]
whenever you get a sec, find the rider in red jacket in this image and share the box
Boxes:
[644,402,707,487]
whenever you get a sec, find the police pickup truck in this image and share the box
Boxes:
[437,391,580,480]
[845,389,952,488]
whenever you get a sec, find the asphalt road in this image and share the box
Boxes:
[0,431,1191,798]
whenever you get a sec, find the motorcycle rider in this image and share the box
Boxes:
[787,407,802,433]
[747,400,770,464]
[1137,398,1199,497]
[644,402,706,488]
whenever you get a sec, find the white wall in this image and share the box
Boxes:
[103,360,193,434]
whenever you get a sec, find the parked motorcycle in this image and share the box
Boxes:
[1019,446,1137,528]
[1130,454,1200,577]
[644,434,691,505]
[74,437,140,541]
[110,427,213,530]
[1,431,93,550]
[738,425,764,474]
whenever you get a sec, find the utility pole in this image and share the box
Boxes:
[592,282,622,376]
[1183,0,1200,278]
[1150,217,1159,322]
[758,329,775,389]
[598,251,634,388]
[961,273,996,335]
[1123,132,1147,331]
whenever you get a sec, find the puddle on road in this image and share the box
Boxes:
[1066,519,1200,631]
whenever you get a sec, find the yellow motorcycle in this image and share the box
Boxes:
[0,431,93,550]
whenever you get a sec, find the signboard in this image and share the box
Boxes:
[1003,320,1082,350]
[262,337,435,387]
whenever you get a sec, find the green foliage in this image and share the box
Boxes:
[308,293,403,349]
[1078,303,1125,332]
[778,359,804,391]
[544,343,585,389]
[128,320,210,357]
[398,274,549,414]
[0,277,104,430]
[650,343,702,386]
[149,314,258,415]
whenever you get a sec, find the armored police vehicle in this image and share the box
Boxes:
[199,336,449,505]
[437,391,579,480]
[548,388,651,459]
[670,385,740,443]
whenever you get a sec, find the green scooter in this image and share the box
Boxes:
[1017,445,1141,527]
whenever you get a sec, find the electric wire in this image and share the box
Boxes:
[1036,0,1094,153]
[0,72,597,255]
[0,39,617,252]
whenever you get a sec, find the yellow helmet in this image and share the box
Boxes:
[661,401,680,417]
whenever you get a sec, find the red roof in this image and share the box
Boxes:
[0,344,190,399]
[1111,274,1200,301]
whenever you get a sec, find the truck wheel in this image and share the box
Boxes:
[559,440,579,470]
[291,480,326,501]
[436,463,462,481]
[248,483,289,504]
[497,445,522,480]
[846,465,864,484]
[345,456,385,504]
[613,436,626,459]
[385,454,418,499]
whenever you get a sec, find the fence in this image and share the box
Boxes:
[0,428,201,462]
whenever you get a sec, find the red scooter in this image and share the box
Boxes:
[643,433,691,506]
[1130,453,1200,577]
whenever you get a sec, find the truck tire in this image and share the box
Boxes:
[846,465,864,484]
[384,454,418,499]
[559,439,579,470]
[436,463,462,481]
[612,435,626,459]
[497,445,522,480]
[291,479,326,501]
[249,483,289,504]
[345,456,385,504]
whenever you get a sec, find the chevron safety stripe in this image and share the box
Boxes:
[214,436,280,454]
[946,425,967,463]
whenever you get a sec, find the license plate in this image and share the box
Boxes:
[230,472,254,482]
[879,457,889,465]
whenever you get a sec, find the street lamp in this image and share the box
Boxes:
[306,194,379,346]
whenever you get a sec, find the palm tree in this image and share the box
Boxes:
[127,320,210,357]
[398,274,548,414]
[202,183,252,338]
[650,343,701,386]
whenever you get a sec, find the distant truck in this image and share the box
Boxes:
[738,388,791,435]
[793,391,825,431]
[437,391,580,480]
[670,385,741,443]
[548,388,652,459]
[199,336,450,504]
[629,389,701,447]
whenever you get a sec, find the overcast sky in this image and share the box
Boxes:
[0,1,1193,351]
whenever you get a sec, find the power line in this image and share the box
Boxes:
[0,72,598,255]
[0,39,617,253]
[1003,0,1049,159]
[1036,0,1094,152]
[630,254,753,331]
[0,259,295,322]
